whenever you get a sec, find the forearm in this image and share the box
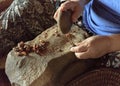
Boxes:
[108,34,120,52]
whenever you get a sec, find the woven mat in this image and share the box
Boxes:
[66,68,120,86]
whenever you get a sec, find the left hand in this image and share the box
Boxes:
[70,35,111,59]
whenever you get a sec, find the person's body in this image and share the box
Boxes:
[54,0,120,61]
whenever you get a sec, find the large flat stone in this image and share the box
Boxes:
[5,24,97,86]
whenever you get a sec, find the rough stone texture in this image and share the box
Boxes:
[5,24,97,86]
[0,0,56,57]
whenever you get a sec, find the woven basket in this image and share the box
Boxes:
[66,68,120,86]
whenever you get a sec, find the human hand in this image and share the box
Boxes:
[70,36,111,59]
[54,0,84,22]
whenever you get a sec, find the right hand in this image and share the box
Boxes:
[54,0,83,22]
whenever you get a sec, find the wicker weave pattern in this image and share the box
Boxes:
[66,68,120,86]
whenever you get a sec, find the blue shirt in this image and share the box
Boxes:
[83,0,120,35]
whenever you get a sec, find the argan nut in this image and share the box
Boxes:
[18,41,25,48]
[21,51,27,56]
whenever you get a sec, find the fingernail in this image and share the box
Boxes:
[70,47,74,51]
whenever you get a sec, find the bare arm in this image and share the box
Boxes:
[108,34,120,52]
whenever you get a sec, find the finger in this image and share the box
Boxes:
[60,1,75,11]
[70,45,87,52]
[74,42,82,46]
[54,7,62,21]
[72,6,81,22]
[53,10,58,20]
[75,51,91,59]
[53,3,67,21]
[60,1,81,22]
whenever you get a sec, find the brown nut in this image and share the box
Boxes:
[18,41,25,48]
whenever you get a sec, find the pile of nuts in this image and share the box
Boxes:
[65,33,75,46]
[13,40,49,56]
